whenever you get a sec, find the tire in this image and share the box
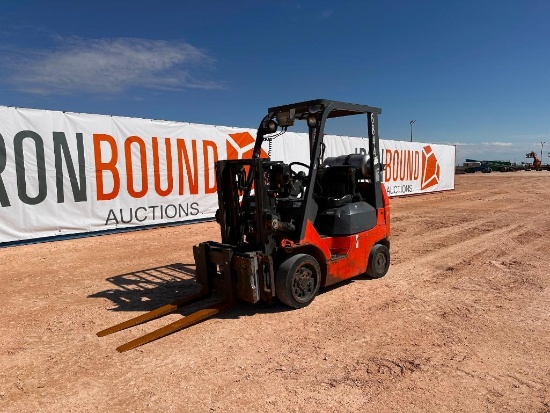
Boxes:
[366,244,390,279]
[275,254,321,309]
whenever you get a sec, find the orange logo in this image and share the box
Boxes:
[226,132,268,160]
[421,145,440,190]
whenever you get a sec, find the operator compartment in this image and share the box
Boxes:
[269,161,310,234]
[313,154,377,236]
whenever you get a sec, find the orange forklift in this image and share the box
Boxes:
[98,99,391,351]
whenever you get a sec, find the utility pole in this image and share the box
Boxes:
[410,120,416,142]
[542,141,546,160]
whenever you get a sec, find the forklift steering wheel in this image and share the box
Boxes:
[288,162,309,177]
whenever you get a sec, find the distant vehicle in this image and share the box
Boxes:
[525,151,543,171]
[463,161,481,173]
[465,159,525,173]
[463,159,491,173]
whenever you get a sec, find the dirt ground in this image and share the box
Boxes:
[1,173,549,413]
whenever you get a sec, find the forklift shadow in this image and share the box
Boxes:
[215,301,289,320]
[89,263,203,312]
[92,266,382,351]
[89,262,290,319]
[90,263,376,317]
[215,278,364,320]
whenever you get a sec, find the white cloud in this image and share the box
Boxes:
[5,36,220,95]
[444,141,476,146]
[480,141,514,146]
[448,141,518,163]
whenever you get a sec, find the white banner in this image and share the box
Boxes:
[379,139,456,196]
[0,106,455,243]
[321,135,455,196]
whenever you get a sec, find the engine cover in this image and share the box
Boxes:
[314,201,377,236]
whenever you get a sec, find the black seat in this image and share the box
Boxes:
[313,166,356,209]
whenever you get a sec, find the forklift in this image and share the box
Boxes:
[98,99,391,352]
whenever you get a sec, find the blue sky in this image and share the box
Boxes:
[1,0,549,164]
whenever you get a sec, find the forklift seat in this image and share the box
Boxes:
[313,166,357,209]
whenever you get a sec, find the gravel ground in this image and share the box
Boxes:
[1,172,549,412]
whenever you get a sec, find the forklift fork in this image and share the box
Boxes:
[97,243,236,352]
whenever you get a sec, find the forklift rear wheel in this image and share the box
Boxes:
[276,254,321,309]
[366,244,390,279]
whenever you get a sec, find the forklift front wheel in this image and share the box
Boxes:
[276,254,321,309]
[366,244,390,279]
